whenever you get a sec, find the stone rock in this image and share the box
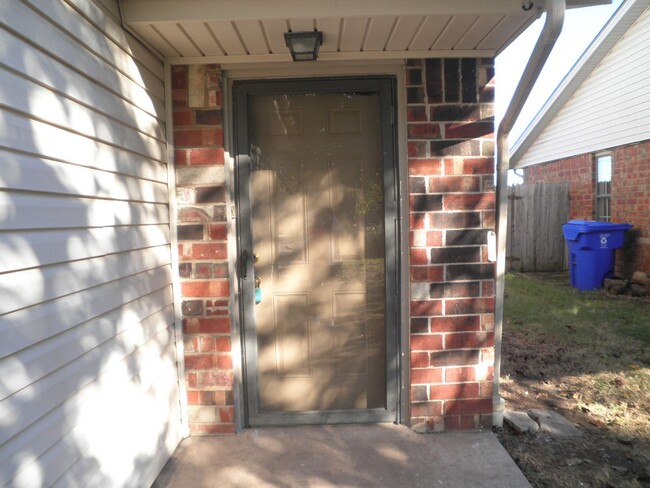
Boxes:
[604,279,628,295]
[504,410,539,434]
[411,421,428,434]
[631,271,650,288]
[566,458,583,466]
[528,409,581,436]
[629,284,648,297]
[604,278,625,291]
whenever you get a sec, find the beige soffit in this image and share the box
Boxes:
[120,0,611,64]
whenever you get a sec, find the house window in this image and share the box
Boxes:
[595,153,612,222]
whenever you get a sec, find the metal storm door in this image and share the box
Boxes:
[234,78,398,426]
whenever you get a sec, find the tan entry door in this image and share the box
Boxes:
[236,79,398,425]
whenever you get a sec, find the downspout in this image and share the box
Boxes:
[493,0,565,426]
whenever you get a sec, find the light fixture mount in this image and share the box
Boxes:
[284,31,323,61]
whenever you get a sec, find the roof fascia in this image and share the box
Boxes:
[122,0,606,24]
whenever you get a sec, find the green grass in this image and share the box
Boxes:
[503,272,650,442]
[504,273,650,345]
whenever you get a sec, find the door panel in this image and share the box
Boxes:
[236,79,397,425]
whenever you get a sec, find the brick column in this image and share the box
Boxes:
[172,65,235,435]
[407,58,496,432]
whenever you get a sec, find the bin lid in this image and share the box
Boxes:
[562,220,633,240]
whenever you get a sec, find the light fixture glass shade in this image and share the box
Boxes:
[284,31,323,61]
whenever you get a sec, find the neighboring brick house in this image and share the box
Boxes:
[512,0,650,274]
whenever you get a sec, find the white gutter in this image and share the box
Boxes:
[493,0,566,427]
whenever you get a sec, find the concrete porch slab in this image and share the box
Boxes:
[153,424,531,488]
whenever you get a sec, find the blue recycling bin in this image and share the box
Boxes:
[562,220,632,291]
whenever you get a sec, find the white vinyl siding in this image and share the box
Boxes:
[515,4,650,168]
[0,1,182,487]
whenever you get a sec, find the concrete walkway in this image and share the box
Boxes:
[153,424,531,488]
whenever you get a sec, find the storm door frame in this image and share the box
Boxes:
[233,77,400,427]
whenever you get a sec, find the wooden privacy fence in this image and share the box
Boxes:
[507,182,569,272]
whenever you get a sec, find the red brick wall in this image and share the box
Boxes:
[524,141,650,274]
[407,58,496,432]
[172,65,235,435]
[171,60,497,435]
[525,154,594,220]
[611,141,650,273]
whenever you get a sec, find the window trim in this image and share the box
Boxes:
[594,152,612,222]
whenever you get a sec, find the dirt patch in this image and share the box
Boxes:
[496,273,650,488]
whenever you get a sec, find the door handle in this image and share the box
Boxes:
[240,249,249,279]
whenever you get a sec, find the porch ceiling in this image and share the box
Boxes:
[120,0,609,64]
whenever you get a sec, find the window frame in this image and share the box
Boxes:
[594,152,612,222]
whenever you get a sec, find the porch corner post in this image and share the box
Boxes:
[493,0,566,427]
[165,60,190,438]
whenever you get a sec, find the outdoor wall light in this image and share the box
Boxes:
[284,31,323,61]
